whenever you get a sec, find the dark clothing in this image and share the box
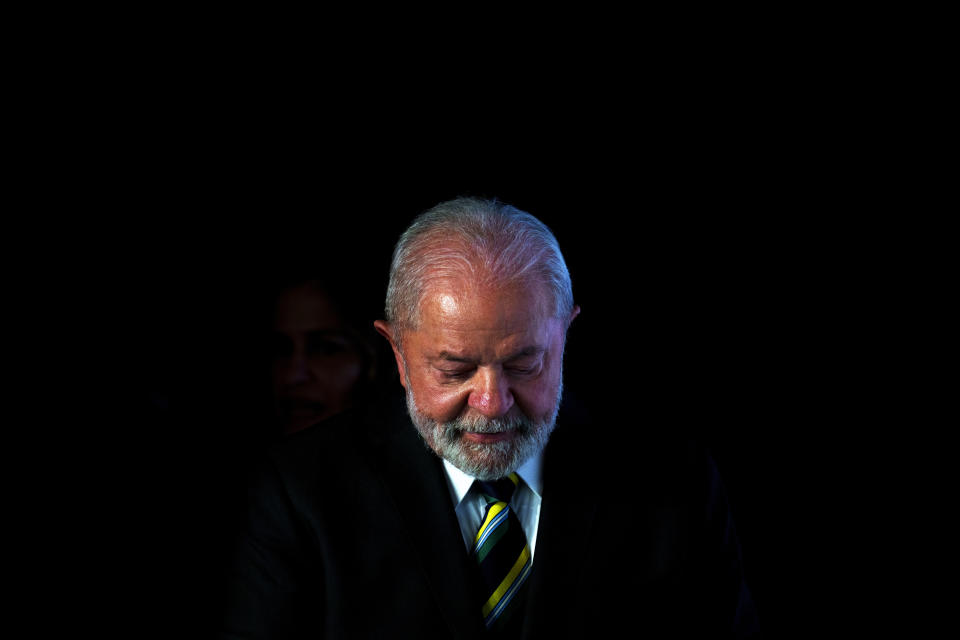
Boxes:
[220,393,760,638]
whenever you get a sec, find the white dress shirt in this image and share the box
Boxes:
[442,454,544,559]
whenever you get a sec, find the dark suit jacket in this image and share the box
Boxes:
[219,392,760,638]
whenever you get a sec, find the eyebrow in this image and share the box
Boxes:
[433,346,545,364]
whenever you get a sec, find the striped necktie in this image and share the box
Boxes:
[472,473,531,631]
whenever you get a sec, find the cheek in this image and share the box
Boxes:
[513,381,557,418]
[514,363,564,418]
[409,375,469,422]
[301,354,365,400]
[322,354,364,388]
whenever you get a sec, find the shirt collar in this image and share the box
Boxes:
[442,452,544,507]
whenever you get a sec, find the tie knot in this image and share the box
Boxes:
[475,472,520,504]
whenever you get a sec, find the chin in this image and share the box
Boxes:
[405,388,557,480]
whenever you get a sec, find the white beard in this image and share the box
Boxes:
[404,380,562,481]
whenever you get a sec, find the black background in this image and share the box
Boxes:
[21,24,942,636]
[114,113,897,636]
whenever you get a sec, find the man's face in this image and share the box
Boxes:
[377,279,577,479]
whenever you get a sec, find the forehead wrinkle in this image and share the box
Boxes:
[432,344,544,364]
[422,276,550,324]
[415,252,549,321]
[407,272,560,367]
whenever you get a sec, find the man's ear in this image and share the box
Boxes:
[567,304,581,328]
[373,320,407,389]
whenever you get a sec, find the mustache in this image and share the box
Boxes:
[441,413,532,437]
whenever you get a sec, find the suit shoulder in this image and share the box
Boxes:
[262,396,407,485]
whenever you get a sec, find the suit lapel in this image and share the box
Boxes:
[521,422,600,637]
[370,413,486,639]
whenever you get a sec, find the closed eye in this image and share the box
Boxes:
[506,365,540,377]
[438,369,474,380]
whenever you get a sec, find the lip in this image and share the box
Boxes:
[462,431,514,444]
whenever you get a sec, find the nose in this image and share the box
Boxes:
[279,347,313,386]
[467,367,514,418]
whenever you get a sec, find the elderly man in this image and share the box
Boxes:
[220,198,760,638]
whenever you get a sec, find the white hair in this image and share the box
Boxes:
[384,197,574,335]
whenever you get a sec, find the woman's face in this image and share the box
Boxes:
[271,284,365,434]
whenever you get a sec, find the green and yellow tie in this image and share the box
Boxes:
[472,473,531,631]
